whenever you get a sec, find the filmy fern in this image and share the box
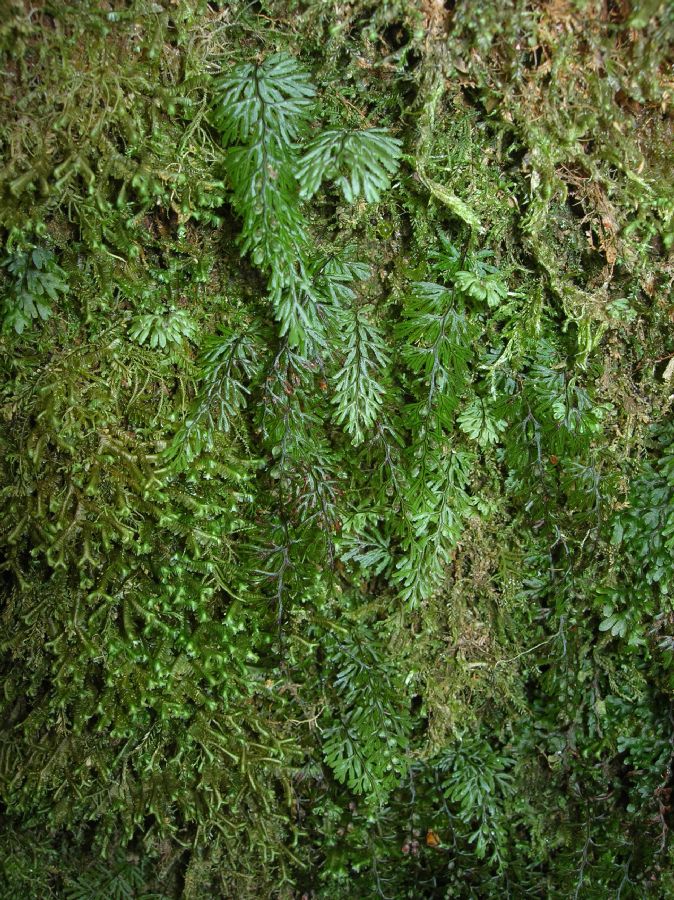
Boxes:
[332,304,389,445]
[212,53,314,343]
[163,325,265,469]
[297,127,402,202]
[438,734,514,865]
[212,54,400,353]
[1,245,68,333]
[458,397,506,446]
[128,307,197,349]
[63,850,166,900]
[391,255,480,606]
[320,627,411,800]
[394,449,474,606]
[398,280,475,427]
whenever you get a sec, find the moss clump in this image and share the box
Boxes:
[1,2,673,897]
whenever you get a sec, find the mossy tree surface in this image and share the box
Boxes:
[1,1,673,897]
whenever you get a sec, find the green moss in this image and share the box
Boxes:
[1,1,673,897]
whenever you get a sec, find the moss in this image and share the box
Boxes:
[1,1,673,897]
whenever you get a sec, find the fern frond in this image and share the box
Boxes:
[212,53,315,147]
[398,281,476,429]
[212,54,318,351]
[320,627,411,800]
[311,250,370,307]
[162,332,264,472]
[128,308,197,349]
[298,127,401,202]
[223,140,308,273]
[1,246,68,333]
[458,397,506,447]
[197,325,265,433]
[332,304,389,445]
[395,449,473,606]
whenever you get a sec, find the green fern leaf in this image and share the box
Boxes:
[298,127,401,202]
[332,304,389,445]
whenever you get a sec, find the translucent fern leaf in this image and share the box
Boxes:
[223,141,308,276]
[332,305,389,444]
[162,326,264,470]
[198,326,263,430]
[2,247,68,333]
[320,630,411,800]
[339,526,392,577]
[212,52,315,146]
[397,282,476,425]
[212,54,321,352]
[128,308,196,349]
[458,398,506,446]
[297,128,402,202]
[311,250,370,306]
[455,270,508,307]
[395,450,473,606]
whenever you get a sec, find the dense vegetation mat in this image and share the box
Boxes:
[1,1,673,896]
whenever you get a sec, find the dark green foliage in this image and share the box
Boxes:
[318,625,412,799]
[1,1,674,898]
[297,128,402,202]
[1,244,68,333]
